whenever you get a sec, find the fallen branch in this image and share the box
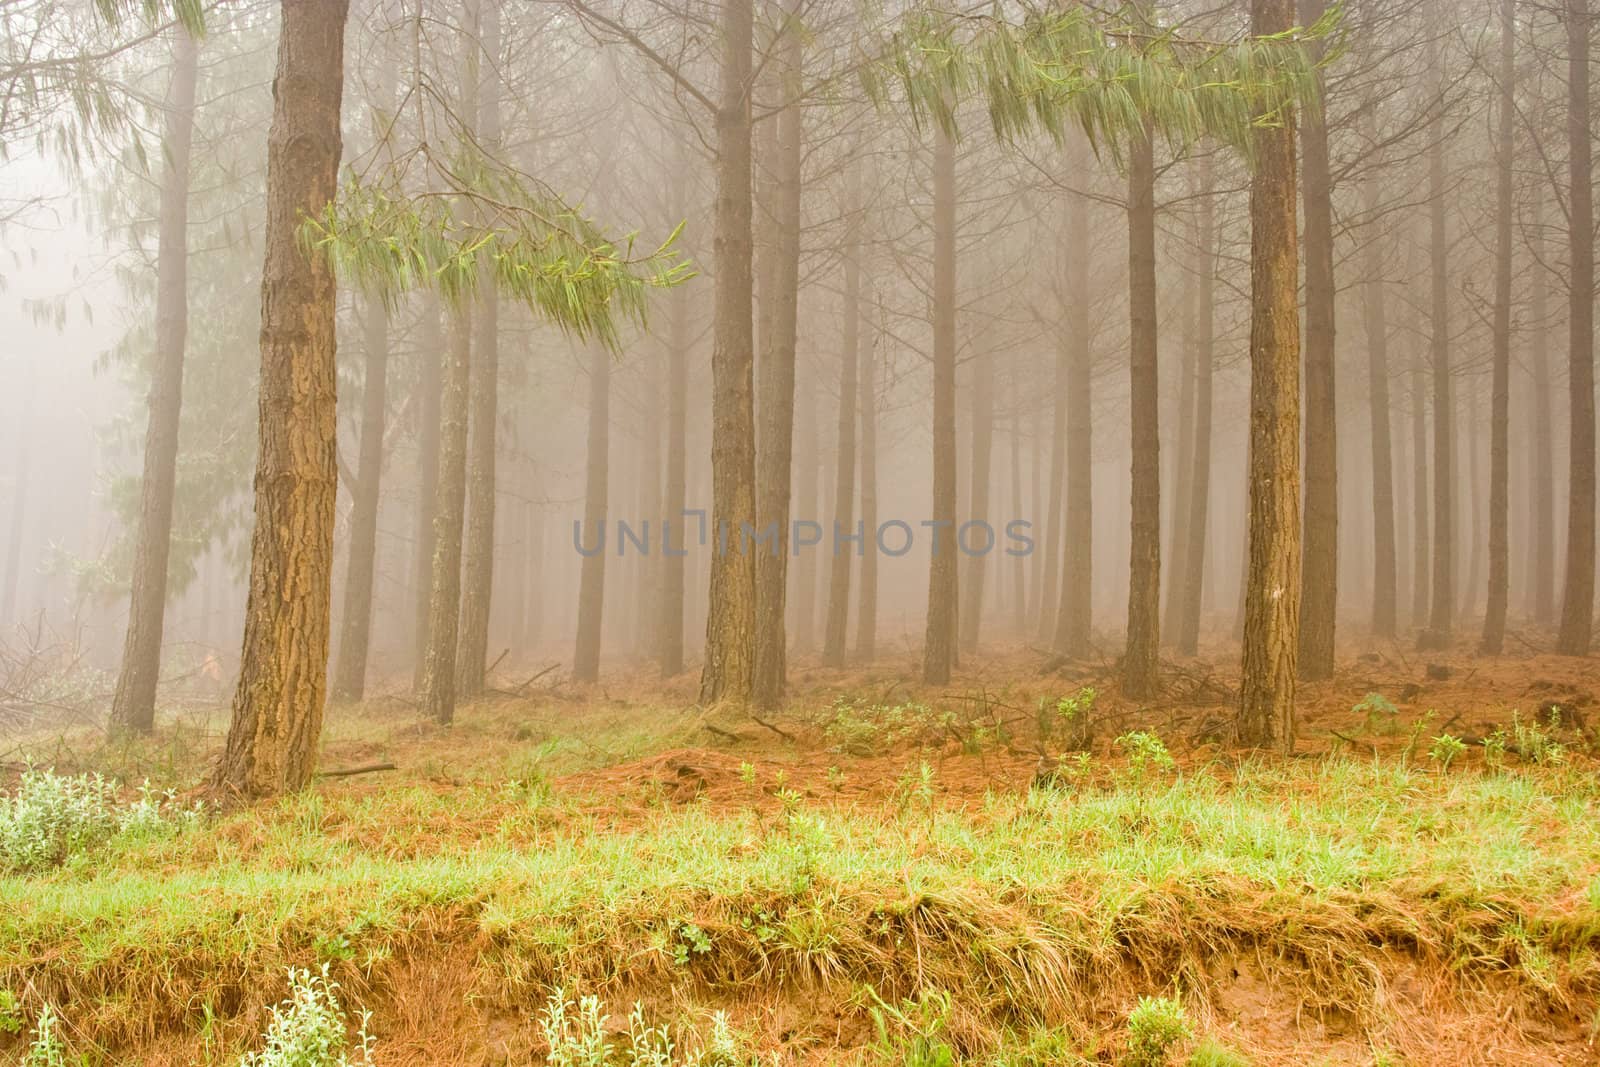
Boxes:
[315,762,397,779]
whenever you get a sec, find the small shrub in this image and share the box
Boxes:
[22,1004,67,1067]
[1482,728,1508,769]
[868,990,956,1067]
[0,988,21,1034]
[1427,733,1468,771]
[540,987,752,1066]
[1043,687,1097,751]
[0,765,200,873]
[1511,711,1567,765]
[238,966,374,1067]
[1124,995,1192,1067]
[1114,732,1176,789]
[1186,1037,1250,1067]
[1353,693,1399,734]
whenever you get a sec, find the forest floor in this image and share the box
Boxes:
[3,639,1600,1065]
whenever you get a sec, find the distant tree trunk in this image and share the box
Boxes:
[1297,3,1337,678]
[923,129,958,686]
[699,0,758,705]
[1123,126,1161,698]
[856,311,879,662]
[1362,179,1398,640]
[110,32,199,735]
[419,312,472,723]
[574,342,610,682]
[1175,159,1214,657]
[412,299,443,690]
[1035,334,1067,645]
[794,371,819,652]
[1162,270,1196,648]
[752,22,802,708]
[213,0,349,799]
[1481,0,1514,652]
[1559,0,1595,655]
[0,442,24,627]
[457,0,502,696]
[1055,177,1093,659]
[959,356,994,652]
[1237,0,1301,750]
[1410,315,1430,629]
[1421,68,1455,651]
[658,286,690,676]
[1009,379,1026,636]
[330,294,388,704]
[823,180,861,667]
[1529,208,1556,624]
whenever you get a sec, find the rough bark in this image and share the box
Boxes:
[110,32,199,735]
[1420,69,1455,651]
[212,0,349,799]
[1237,0,1301,750]
[698,0,757,705]
[1530,207,1556,624]
[1123,127,1161,698]
[1558,0,1595,655]
[419,312,472,723]
[1297,4,1337,678]
[822,177,860,667]
[922,129,958,686]
[1175,159,1214,657]
[574,342,610,682]
[751,19,802,707]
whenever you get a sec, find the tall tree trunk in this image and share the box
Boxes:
[457,0,502,696]
[110,32,199,735]
[1362,179,1398,639]
[330,295,388,704]
[856,308,879,662]
[1530,206,1556,624]
[1163,269,1196,648]
[1176,158,1214,657]
[1559,0,1595,654]
[1035,333,1068,644]
[794,368,819,652]
[213,0,349,799]
[419,312,472,722]
[1055,176,1093,659]
[659,286,690,676]
[1010,378,1027,636]
[823,176,861,667]
[1421,66,1455,650]
[574,342,610,682]
[1297,3,1337,678]
[412,299,443,690]
[923,129,958,686]
[752,21,802,707]
[699,0,758,705]
[1238,0,1301,750]
[959,354,994,652]
[1481,0,1515,651]
[1123,126,1160,698]
[1410,300,1430,628]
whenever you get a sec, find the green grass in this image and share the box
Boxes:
[4,753,1600,1061]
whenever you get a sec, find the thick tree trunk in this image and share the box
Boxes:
[793,371,819,652]
[1123,127,1160,698]
[1481,0,1515,652]
[959,356,994,652]
[330,295,388,704]
[1559,0,1595,654]
[1362,179,1398,639]
[752,21,802,707]
[1055,177,1093,659]
[699,0,758,705]
[419,312,472,723]
[574,342,610,682]
[1238,0,1301,750]
[110,32,199,735]
[1163,270,1196,648]
[822,179,860,667]
[412,300,443,690]
[213,0,348,799]
[856,311,879,662]
[1035,335,1067,645]
[658,286,690,676]
[1421,76,1455,650]
[1176,159,1214,657]
[1297,8,1337,677]
[923,129,958,686]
